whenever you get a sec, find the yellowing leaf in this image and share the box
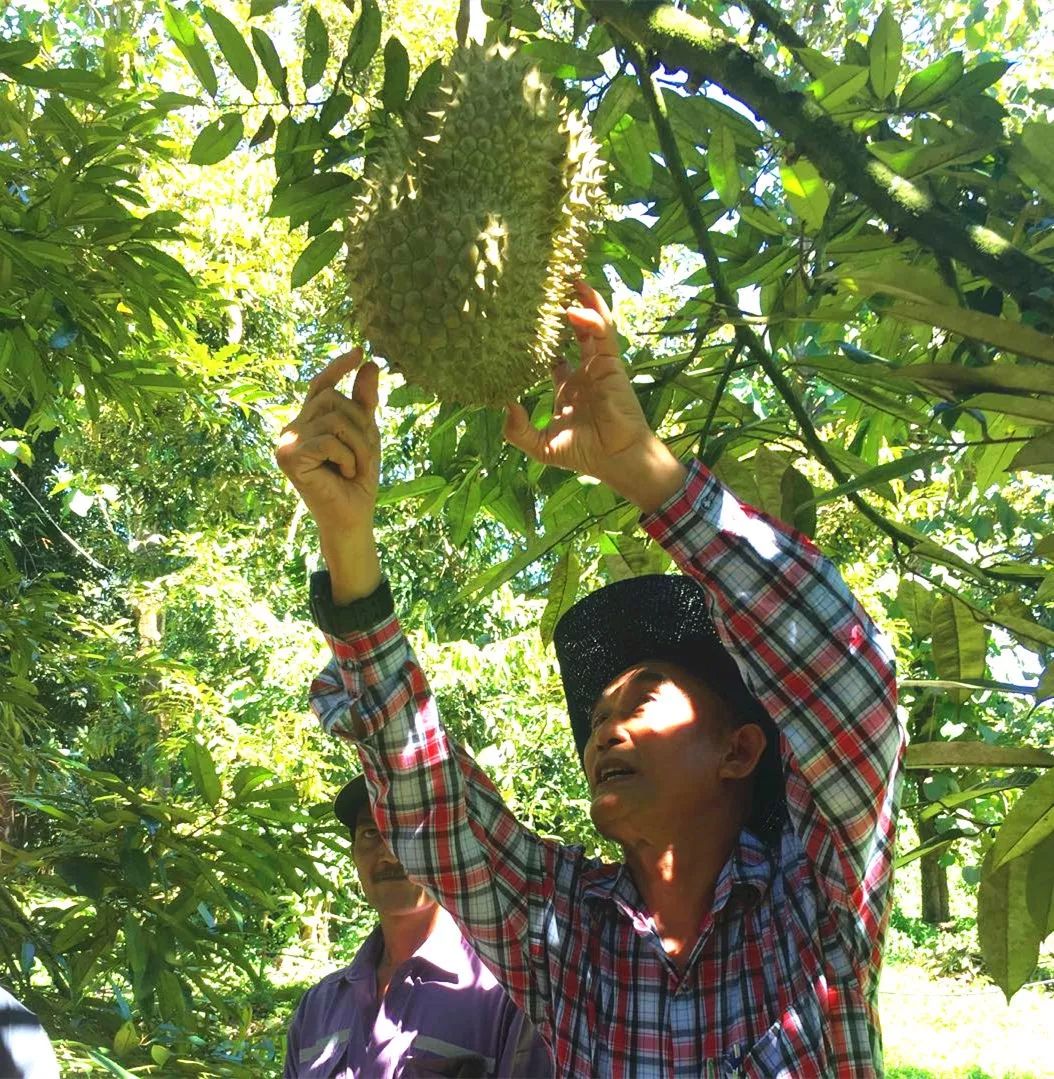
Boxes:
[539,549,579,648]
[978,844,1044,1002]
[991,770,1054,869]
[779,159,829,231]
[707,122,740,208]
[808,64,869,110]
[931,595,986,701]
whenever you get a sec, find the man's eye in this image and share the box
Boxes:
[590,711,607,730]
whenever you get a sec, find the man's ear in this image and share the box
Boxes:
[718,722,768,781]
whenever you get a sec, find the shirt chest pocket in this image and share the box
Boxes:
[738,998,830,1079]
[399,1040,492,1078]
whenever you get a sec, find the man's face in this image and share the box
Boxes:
[582,660,742,843]
[351,807,435,917]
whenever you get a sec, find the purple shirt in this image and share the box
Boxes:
[285,909,552,1077]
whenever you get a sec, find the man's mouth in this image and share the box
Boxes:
[373,868,408,883]
[594,762,637,789]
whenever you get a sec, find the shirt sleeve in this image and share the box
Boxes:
[310,613,558,1027]
[642,460,904,954]
[283,998,304,1078]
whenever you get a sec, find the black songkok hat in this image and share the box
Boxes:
[553,574,785,840]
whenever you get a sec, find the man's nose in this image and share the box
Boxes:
[592,712,629,752]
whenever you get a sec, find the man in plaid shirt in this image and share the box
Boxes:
[276,282,904,1077]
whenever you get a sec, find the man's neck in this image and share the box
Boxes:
[377,903,443,974]
[622,808,744,972]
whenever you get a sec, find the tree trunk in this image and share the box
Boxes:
[916,799,951,925]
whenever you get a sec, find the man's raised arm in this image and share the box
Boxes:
[276,349,564,1029]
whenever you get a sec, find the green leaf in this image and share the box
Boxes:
[931,595,987,701]
[203,6,258,92]
[780,158,829,231]
[346,0,382,78]
[1010,432,1054,475]
[86,1050,140,1079]
[707,123,740,208]
[189,113,243,166]
[408,59,444,112]
[900,52,964,110]
[0,40,40,67]
[868,134,996,179]
[1026,832,1054,938]
[119,849,152,892]
[163,2,217,98]
[251,26,288,104]
[540,549,580,648]
[184,740,222,806]
[250,111,276,147]
[375,475,447,505]
[780,466,816,537]
[952,59,1011,98]
[250,0,286,15]
[113,1020,137,1057]
[124,915,148,995]
[302,6,329,89]
[268,172,356,217]
[594,75,637,141]
[808,64,869,110]
[880,304,1054,365]
[446,474,483,547]
[291,230,342,288]
[978,845,1043,1001]
[965,393,1054,428]
[520,40,605,81]
[55,857,108,901]
[896,578,934,638]
[805,448,947,507]
[991,770,1054,869]
[381,37,410,113]
[905,742,1054,770]
[868,7,902,99]
[609,118,653,188]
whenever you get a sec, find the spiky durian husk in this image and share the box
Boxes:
[345,43,607,408]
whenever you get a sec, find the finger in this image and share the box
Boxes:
[299,385,371,429]
[503,402,546,460]
[306,348,364,403]
[352,360,380,414]
[314,411,375,472]
[550,357,571,393]
[574,280,614,326]
[294,433,359,481]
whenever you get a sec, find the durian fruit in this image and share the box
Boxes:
[345,43,606,408]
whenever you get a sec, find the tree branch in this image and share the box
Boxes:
[585,0,1054,315]
[624,39,931,554]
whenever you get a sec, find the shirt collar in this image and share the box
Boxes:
[341,909,469,985]
[581,827,776,919]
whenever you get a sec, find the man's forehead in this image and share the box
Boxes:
[596,662,673,703]
[355,804,375,829]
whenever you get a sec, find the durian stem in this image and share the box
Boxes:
[625,41,921,554]
[587,0,1054,315]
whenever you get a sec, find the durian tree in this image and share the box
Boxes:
[164,0,1052,1002]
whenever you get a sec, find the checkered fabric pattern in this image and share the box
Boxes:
[310,461,904,1078]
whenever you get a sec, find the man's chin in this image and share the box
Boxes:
[589,795,630,842]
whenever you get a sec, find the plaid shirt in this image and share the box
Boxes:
[311,461,903,1078]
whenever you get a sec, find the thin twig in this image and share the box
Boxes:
[7,472,107,573]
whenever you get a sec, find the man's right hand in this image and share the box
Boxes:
[276,348,383,603]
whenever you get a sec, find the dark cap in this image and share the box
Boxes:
[553,574,785,840]
[334,774,369,830]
